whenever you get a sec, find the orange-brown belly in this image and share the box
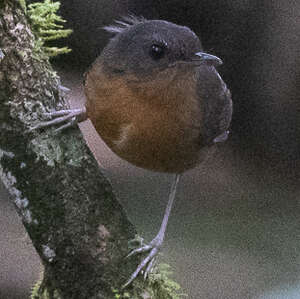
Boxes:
[87,97,212,173]
[108,117,212,173]
[97,115,212,173]
[85,62,213,173]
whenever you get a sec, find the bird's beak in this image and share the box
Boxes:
[194,52,223,66]
[169,51,223,69]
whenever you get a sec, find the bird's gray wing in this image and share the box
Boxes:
[196,65,232,145]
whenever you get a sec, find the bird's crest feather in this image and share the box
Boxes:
[103,15,146,34]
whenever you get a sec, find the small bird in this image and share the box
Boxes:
[35,16,232,287]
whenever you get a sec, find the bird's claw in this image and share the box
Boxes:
[122,245,160,289]
[144,256,156,280]
[126,244,152,258]
[123,237,163,288]
[29,108,86,132]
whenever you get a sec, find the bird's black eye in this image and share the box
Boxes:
[149,44,165,60]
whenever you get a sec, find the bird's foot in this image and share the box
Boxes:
[122,234,164,288]
[29,107,86,132]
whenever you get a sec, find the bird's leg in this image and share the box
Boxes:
[29,107,86,132]
[123,173,181,288]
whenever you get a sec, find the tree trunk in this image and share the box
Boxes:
[0,1,143,298]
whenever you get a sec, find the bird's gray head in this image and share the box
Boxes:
[101,16,221,77]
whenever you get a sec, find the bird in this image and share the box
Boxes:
[33,16,232,288]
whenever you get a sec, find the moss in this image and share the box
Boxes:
[26,0,72,58]
[19,0,27,13]
[147,263,187,299]
[112,263,187,299]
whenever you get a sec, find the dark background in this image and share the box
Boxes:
[1,1,300,298]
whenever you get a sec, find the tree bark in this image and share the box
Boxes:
[0,1,144,298]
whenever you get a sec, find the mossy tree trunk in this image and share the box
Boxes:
[0,1,144,298]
